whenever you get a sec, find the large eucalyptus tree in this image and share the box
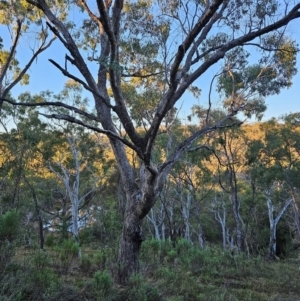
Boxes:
[1,0,300,283]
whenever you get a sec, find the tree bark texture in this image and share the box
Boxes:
[115,206,144,284]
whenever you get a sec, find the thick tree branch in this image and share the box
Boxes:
[173,4,300,109]
[96,0,116,46]
[182,1,228,76]
[28,0,102,107]
[1,97,100,123]
[48,58,115,110]
[144,0,225,159]
[169,0,224,87]
[158,110,242,181]
[39,112,144,158]
[76,0,103,29]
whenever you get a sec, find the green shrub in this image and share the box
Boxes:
[29,251,58,295]
[93,270,113,294]
[94,248,113,270]
[127,273,161,301]
[175,238,191,255]
[45,233,56,248]
[32,250,52,269]
[57,238,80,273]
[0,210,20,242]
[79,227,94,245]
[155,266,175,281]
[80,254,92,274]
[165,249,177,264]
[0,210,20,274]
[0,252,59,301]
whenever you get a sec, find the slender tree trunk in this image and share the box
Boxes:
[147,209,161,240]
[267,197,292,259]
[231,193,243,252]
[161,222,166,240]
[71,200,79,241]
[197,223,204,249]
[38,217,44,250]
[24,177,45,250]
[71,199,81,257]
[291,196,300,239]
[213,199,227,251]
[284,172,300,239]
[182,190,192,243]
[268,223,276,259]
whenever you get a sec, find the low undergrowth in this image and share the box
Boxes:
[1,238,300,301]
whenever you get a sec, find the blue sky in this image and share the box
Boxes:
[4,17,300,123]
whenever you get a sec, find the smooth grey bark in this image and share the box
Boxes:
[49,132,98,254]
[147,204,165,240]
[284,170,300,239]
[267,197,292,259]
[181,186,192,243]
[197,223,205,250]
[231,192,243,252]
[212,197,227,251]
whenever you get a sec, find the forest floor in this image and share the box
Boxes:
[4,239,300,301]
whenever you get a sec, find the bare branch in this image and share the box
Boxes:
[76,0,103,29]
[1,97,100,123]
[39,112,144,158]
[169,4,300,112]
[169,0,224,87]
[244,42,299,53]
[122,71,162,78]
[158,111,243,177]
[28,0,101,106]
[0,20,22,89]
[182,1,228,75]
[48,59,115,110]
[3,35,56,99]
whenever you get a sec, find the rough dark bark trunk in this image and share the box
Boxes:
[115,211,144,285]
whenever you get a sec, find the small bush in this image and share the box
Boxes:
[94,248,112,270]
[93,270,113,293]
[127,273,162,301]
[28,251,59,299]
[0,210,20,242]
[45,233,56,248]
[0,253,59,301]
[57,238,80,273]
[80,254,92,274]
[79,227,94,245]
[0,210,20,274]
